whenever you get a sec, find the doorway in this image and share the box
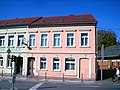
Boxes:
[27,57,35,76]
[15,56,23,75]
[79,58,89,80]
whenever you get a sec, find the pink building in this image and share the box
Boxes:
[26,14,97,81]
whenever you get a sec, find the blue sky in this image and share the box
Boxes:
[0,0,120,40]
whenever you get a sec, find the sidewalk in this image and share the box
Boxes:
[0,75,119,85]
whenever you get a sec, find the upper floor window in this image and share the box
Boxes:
[80,33,89,47]
[18,35,24,47]
[53,33,61,47]
[41,34,48,47]
[40,57,47,70]
[0,57,3,67]
[67,33,75,47]
[29,34,36,47]
[0,36,5,47]
[8,35,14,47]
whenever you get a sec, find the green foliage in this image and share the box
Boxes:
[97,30,117,51]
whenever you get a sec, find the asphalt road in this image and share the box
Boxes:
[0,78,120,90]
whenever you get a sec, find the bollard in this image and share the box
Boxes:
[81,73,83,83]
[45,72,47,81]
[2,70,3,78]
[63,73,65,82]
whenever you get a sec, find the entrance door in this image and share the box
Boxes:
[80,58,89,80]
[27,57,35,76]
[16,56,23,75]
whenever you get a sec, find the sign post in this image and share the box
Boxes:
[101,45,104,80]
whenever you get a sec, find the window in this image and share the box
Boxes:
[0,57,3,67]
[40,57,47,70]
[80,33,89,47]
[53,58,60,71]
[8,36,14,47]
[41,34,48,47]
[67,33,75,47]
[65,58,75,70]
[53,33,61,47]
[7,56,11,67]
[29,34,36,47]
[0,36,5,47]
[18,35,24,47]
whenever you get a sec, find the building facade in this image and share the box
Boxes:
[0,17,41,75]
[0,14,97,80]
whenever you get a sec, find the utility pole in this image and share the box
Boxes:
[101,45,104,80]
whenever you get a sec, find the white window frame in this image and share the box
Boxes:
[7,57,11,68]
[0,57,3,67]
[40,57,47,70]
[80,31,89,47]
[53,57,60,71]
[8,35,14,47]
[29,34,36,47]
[40,33,48,47]
[53,33,61,47]
[0,35,5,47]
[65,58,75,71]
[17,34,25,47]
[66,32,75,47]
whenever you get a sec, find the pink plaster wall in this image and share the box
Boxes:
[27,26,97,80]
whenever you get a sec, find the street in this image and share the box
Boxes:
[0,78,120,90]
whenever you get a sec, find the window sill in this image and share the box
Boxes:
[65,70,75,71]
[80,46,90,48]
[17,46,25,48]
[66,46,76,48]
[40,69,48,71]
[52,70,61,72]
[40,46,49,48]
[30,46,37,48]
[8,46,15,48]
[52,46,62,48]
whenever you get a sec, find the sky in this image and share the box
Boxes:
[0,0,120,41]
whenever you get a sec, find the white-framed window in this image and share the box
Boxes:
[40,57,47,70]
[66,33,75,47]
[8,35,14,47]
[53,57,60,71]
[53,33,61,47]
[80,32,89,47]
[0,57,3,67]
[0,36,5,47]
[65,58,75,70]
[40,34,48,47]
[29,34,36,47]
[7,56,11,67]
[18,35,24,47]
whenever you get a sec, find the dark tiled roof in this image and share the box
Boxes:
[0,14,97,27]
[32,14,97,25]
[0,17,42,27]
[98,45,120,58]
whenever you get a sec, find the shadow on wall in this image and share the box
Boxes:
[96,69,116,80]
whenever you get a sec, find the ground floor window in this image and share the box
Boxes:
[0,57,3,67]
[65,58,75,70]
[53,57,60,71]
[40,57,47,70]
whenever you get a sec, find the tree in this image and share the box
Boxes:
[97,30,117,51]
